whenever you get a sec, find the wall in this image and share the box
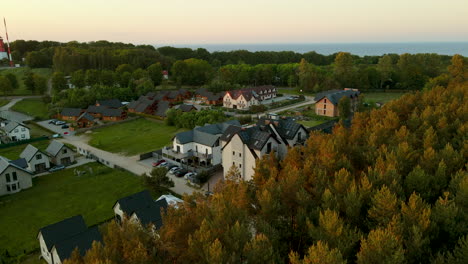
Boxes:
[27,151,51,173]
[8,125,30,141]
[0,166,32,196]
[53,146,75,165]
[38,234,53,264]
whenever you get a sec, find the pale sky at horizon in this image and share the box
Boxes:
[2,0,468,44]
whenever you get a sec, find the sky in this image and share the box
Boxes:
[2,0,468,44]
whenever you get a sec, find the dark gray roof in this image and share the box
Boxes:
[61,108,82,117]
[257,117,307,140]
[175,120,241,147]
[175,104,196,112]
[53,227,102,261]
[219,125,243,142]
[77,112,95,122]
[86,105,105,114]
[155,101,170,117]
[102,108,124,117]
[237,126,276,150]
[97,99,122,109]
[38,215,88,251]
[46,140,72,157]
[115,190,154,216]
[129,96,157,113]
[20,144,41,162]
[132,199,168,229]
[10,158,28,169]
[0,156,33,174]
[3,121,28,133]
[314,89,360,105]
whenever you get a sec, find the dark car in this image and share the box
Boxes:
[49,165,66,172]
[61,124,69,129]
[174,169,188,177]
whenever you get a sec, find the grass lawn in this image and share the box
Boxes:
[88,118,185,156]
[363,92,408,103]
[0,163,149,256]
[0,140,50,160]
[298,120,326,128]
[0,98,9,107]
[11,98,50,120]
[0,67,53,95]
[28,122,53,138]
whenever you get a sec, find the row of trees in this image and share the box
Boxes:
[165,109,228,129]
[0,71,46,95]
[63,55,468,264]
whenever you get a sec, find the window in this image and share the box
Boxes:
[298,132,302,141]
[233,151,235,155]
[14,129,18,133]
[232,162,235,166]
[21,134,25,139]
[6,185,10,192]
[21,127,26,131]
[239,153,241,157]
[267,142,272,153]
[239,164,242,168]
[63,149,68,154]
[323,110,326,115]
[324,99,327,103]
[5,174,10,183]
[12,184,16,191]
[12,172,17,181]
[36,154,42,159]
[324,104,327,109]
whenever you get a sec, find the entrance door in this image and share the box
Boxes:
[35,163,47,173]
[60,157,71,165]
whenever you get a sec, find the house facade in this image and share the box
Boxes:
[223,86,276,110]
[59,108,83,121]
[0,156,33,196]
[46,141,75,165]
[314,88,360,117]
[221,115,308,181]
[20,144,51,173]
[195,88,224,105]
[76,112,95,128]
[1,121,30,142]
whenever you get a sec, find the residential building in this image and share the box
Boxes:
[75,112,95,128]
[195,88,224,105]
[20,144,51,173]
[163,120,241,166]
[59,108,83,121]
[0,156,33,196]
[173,103,198,113]
[95,99,122,109]
[154,101,171,118]
[223,86,277,110]
[46,140,75,165]
[127,95,158,114]
[221,114,308,181]
[50,227,102,264]
[314,88,360,117]
[0,121,30,142]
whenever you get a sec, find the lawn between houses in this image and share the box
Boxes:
[0,163,149,257]
[11,98,50,120]
[88,118,185,156]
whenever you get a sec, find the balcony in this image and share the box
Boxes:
[162,147,193,159]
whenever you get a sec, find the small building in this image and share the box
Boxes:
[20,144,51,173]
[154,101,170,118]
[50,227,102,264]
[0,156,33,196]
[113,190,154,222]
[1,121,30,142]
[129,199,168,229]
[46,141,75,166]
[173,103,198,113]
[127,95,158,114]
[76,112,95,128]
[314,88,360,117]
[101,108,127,121]
[95,99,122,109]
[59,108,83,121]
[195,88,224,105]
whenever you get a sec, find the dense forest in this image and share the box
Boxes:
[2,40,465,98]
[60,56,468,263]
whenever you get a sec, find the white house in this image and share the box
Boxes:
[223,86,276,110]
[49,227,101,264]
[20,144,51,173]
[1,121,30,142]
[221,115,308,181]
[0,156,33,196]
[163,120,241,166]
[46,140,75,165]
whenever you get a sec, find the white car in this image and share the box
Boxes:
[184,172,197,180]
[157,162,168,167]
[169,166,182,174]
[55,121,66,126]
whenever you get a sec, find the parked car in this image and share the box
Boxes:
[174,169,188,177]
[169,166,182,174]
[152,159,166,167]
[157,161,168,168]
[55,121,66,126]
[51,133,62,138]
[49,119,58,124]
[61,125,69,129]
[184,172,197,180]
[49,165,66,172]
[167,164,178,170]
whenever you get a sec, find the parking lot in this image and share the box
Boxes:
[37,119,76,136]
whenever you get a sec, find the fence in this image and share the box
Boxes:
[0,136,49,149]
[74,116,139,134]
[139,151,155,161]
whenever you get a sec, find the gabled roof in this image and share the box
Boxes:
[175,104,197,112]
[174,120,241,147]
[257,117,307,140]
[0,156,33,175]
[46,140,72,157]
[102,108,124,117]
[10,158,28,169]
[77,112,95,122]
[155,101,170,117]
[52,226,102,261]
[132,199,168,229]
[86,105,106,114]
[314,89,360,105]
[3,121,28,133]
[237,126,278,150]
[219,125,243,142]
[38,215,87,251]
[114,190,154,216]
[61,108,82,117]
[20,144,44,162]
[96,99,122,109]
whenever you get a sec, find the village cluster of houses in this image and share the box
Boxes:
[38,190,182,264]
[0,140,75,196]
[0,120,31,143]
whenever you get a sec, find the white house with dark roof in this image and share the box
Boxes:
[163,120,241,166]
[0,156,33,196]
[0,121,30,142]
[20,144,51,173]
[46,140,75,165]
[221,114,307,181]
[50,226,102,264]
[223,86,276,110]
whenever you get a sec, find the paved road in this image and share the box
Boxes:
[0,97,35,123]
[237,96,316,118]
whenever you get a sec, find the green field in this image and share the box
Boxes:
[0,140,50,160]
[363,92,408,103]
[0,163,148,256]
[88,118,185,156]
[0,99,9,107]
[0,67,53,95]
[11,98,50,120]
[298,120,326,128]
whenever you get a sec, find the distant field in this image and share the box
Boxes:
[363,92,408,103]
[88,118,185,156]
[298,120,326,128]
[0,67,52,95]
[0,163,148,256]
[11,98,50,120]
[0,139,50,160]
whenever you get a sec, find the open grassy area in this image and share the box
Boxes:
[298,120,326,128]
[0,98,9,107]
[0,139,50,160]
[363,92,408,103]
[88,118,185,156]
[0,67,53,95]
[0,163,148,256]
[11,98,50,120]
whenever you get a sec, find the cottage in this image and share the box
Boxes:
[20,144,51,173]
[76,112,95,128]
[195,88,224,105]
[221,115,307,181]
[0,156,33,196]
[1,121,30,142]
[46,141,75,165]
[154,101,170,118]
[50,227,102,264]
[163,120,241,166]
[101,108,127,121]
[59,108,83,121]
[127,95,158,114]
[314,88,360,117]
